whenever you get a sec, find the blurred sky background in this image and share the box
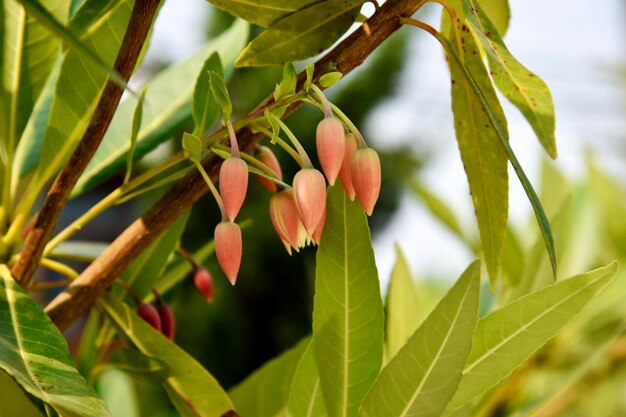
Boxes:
[142,0,625,285]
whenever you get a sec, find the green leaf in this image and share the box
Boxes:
[0,369,46,417]
[445,15,508,289]
[74,19,248,195]
[229,337,309,417]
[0,265,111,417]
[2,0,67,157]
[476,0,509,35]
[235,0,363,67]
[304,63,314,91]
[117,210,189,300]
[104,348,170,384]
[313,184,384,417]
[192,53,223,137]
[49,240,107,262]
[124,86,146,183]
[182,133,203,164]
[445,262,619,413]
[96,369,139,417]
[287,340,328,417]
[208,70,232,123]
[274,63,298,101]
[206,0,319,26]
[359,261,481,417]
[384,245,420,361]
[98,294,235,417]
[464,0,557,158]
[319,71,342,88]
[30,0,133,198]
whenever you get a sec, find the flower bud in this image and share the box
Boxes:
[311,203,326,245]
[350,148,381,216]
[316,118,345,185]
[136,303,162,332]
[193,268,214,303]
[269,190,302,253]
[256,146,283,192]
[215,221,242,285]
[153,291,176,341]
[293,168,327,234]
[338,133,357,200]
[220,157,248,221]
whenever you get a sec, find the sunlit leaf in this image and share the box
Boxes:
[206,0,319,27]
[287,340,328,417]
[476,0,509,35]
[274,63,298,101]
[229,337,309,417]
[359,261,481,417]
[446,262,619,413]
[98,294,235,417]
[0,265,111,417]
[384,245,420,361]
[313,184,384,417]
[74,19,249,195]
[235,0,363,67]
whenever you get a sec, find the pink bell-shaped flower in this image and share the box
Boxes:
[293,168,327,234]
[215,221,242,285]
[219,157,248,221]
[269,190,302,253]
[316,117,345,185]
[338,133,357,200]
[350,148,381,216]
[193,268,214,303]
[311,203,326,245]
[256,146,283,192]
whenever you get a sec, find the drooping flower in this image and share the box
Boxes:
[214,221,242,285]
[256,146,283,192]
[350,148,381,216]
[338,133,357,200]
[316,117,345,185]
[193,268,214,303]
[269,190,303,253]
[293,168,327,234]
[219,157,248,221]
[311,203,326,245]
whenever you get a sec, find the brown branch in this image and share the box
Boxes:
[11,0,162,286]
[45,0,428,331]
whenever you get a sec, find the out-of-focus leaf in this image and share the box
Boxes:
[124,86,146,183]
[539,156,571,219]
[500,227,524,287]
[384,245,420,361]
[410,181,467,244]
[235,0,362,67]
[463,0,557,158]
[287,340,328,417]
[206,0,319,27]
[74,19,248,195]
[2,0,67,158]
[97,369,139,417]
[99,294,235,417]
[313,185,384,417]
[192,53,222,137]
[444,14,508,290]
[0,265,111,417]
[49,240,107,262]
[229,337,309,417]
[0,369,45,417]
[446,262,619,413]
[476,0,509,35]
[104,348,169,384]
[359,261,480,417]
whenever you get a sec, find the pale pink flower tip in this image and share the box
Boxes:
[316,117,345,185]
[293,168,327,234]
[194,268,214,303]
[350,148,381,216]
[214,221,242,285]
[220,157,248,221]
[256,146,283,192]
[338,133,357,200]
[311,203,326,244]
[269,190,302,254]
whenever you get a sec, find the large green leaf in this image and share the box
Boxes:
[2,0,67,157]
[0,265,111,417]
[446,262,619,413]
[229,337,309,417]
[28,0,133,199]
[359,261,480,417]
[475,0,509,35]
[73,19,249,195]
[287,340,327,417]
[445,14,508,289]
[313,184,384,417]
[235,0,363,67]
[206,0,319,27]
[384,245,420,361]
[463,0,557,158]
[0,369,45,417]
[98,294,234,417]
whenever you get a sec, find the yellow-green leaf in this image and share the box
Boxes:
[206,0,319,27]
